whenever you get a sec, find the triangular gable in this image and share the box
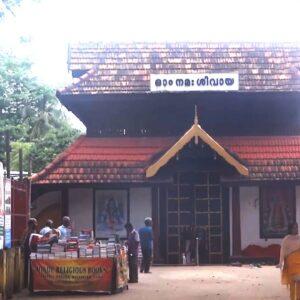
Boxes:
[146,124,249,178]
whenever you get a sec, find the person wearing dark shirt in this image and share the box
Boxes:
[125,222,140,283]
[139,217,153,273]
[21,218,38,287]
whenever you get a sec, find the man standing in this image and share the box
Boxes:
[125,222,140,283]
[40,219,54,236]
[139,217,153,273]
[57,216,72,240]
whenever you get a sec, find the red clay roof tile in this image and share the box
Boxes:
[59,42,300,95]
[31,135,300,184]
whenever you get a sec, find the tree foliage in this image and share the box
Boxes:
[0,0,22,20]
[0,53,80,173]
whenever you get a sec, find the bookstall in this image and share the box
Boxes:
[29,232,128,294]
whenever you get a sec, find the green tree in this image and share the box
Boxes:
[11,140,32,171]
[0,53,80,173]
[30,124,79,173]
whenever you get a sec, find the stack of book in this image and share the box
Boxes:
[100,244,108,258]
[51,243,66,258]
[107,242,116,257]
[86,247,93,258]
[78,234,90,247]
[36,253,43,259]
[51,243,65,253]
[79,246,87,258]
[37,243,51,254]
[78,245,96,258]
[66,237,78,253]
[66,251,78,259]
[92,245,100,257]
[54,252,66,259]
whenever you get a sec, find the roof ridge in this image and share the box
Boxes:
[31,135,85,183]
[69,41,300,49]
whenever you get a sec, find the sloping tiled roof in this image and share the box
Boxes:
[31,135,300,184]
[31,136,176,184]
[59,42,300,95]
[218,136,300,180]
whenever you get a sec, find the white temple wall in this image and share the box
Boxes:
[67,187,152,236]
[68,188,93,234]
[129,187,152,230]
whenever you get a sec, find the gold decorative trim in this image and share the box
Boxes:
[146,124,249,178]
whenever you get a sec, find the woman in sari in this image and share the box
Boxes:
[280,222,300,299]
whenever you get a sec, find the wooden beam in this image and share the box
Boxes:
[146,124,249,178]
[232,186,241,256]
[151,186,159,263]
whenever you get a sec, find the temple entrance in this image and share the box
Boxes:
[166,172,226,264]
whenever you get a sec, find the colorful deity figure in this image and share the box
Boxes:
[267,195,288,234]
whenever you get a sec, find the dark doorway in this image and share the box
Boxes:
[165,172,226,264]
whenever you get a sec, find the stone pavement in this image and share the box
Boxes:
[14,265,289,300]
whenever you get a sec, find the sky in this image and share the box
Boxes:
[0,0,300,128]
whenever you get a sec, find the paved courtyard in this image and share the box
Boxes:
[15,265,289,300]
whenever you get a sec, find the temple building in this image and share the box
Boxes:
[31,42,300,264]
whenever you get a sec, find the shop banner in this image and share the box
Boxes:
[31,258,114,292]
[0,162,4,250]
[4,178,11,248]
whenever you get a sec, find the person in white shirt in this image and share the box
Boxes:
[40,219,54,236]
[57,216,72,240]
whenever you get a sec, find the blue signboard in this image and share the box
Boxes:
[4,229,11,248]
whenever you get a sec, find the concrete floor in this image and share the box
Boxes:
[15,265,289,300]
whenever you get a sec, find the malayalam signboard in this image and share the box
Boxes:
[4,178,11,248]
[31,258,114,292]
[150,73,239,92]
